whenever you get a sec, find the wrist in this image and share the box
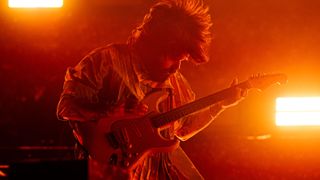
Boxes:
[209,101,225,115]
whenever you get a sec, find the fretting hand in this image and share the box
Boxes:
[221,78,247,109]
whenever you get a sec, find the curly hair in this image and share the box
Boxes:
[128,0,212,64]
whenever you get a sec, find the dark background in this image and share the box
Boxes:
[1,0,320,179]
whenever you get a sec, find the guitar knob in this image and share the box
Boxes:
[108,153,118,165]
[122,160,130,167]
[123,152,132,158]
[126,143,133,149]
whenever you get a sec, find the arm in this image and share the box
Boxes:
[174,78,247,141]
[56,48,114,146]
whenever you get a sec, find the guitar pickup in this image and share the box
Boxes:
[105,132,119,149]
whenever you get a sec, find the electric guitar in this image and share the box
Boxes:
[85,73,287,172]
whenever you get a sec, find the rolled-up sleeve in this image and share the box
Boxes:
[56,48,112,122]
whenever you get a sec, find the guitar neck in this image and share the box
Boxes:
[150,81,250,128]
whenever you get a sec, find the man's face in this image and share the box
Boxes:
[144,53,188,82]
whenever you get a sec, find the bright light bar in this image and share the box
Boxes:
[276,97,320,126]
[8,0,63,8]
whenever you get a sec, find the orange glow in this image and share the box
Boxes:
[276,97,320,126]
[8,0,63,8]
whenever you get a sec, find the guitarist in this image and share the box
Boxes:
[56,0,247,179]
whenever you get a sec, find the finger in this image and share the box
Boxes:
[235,87,247,99]
[230,77,239,87]
[127,103,149,115]
[135,104,149,115]
[109,103,125,116]
[241,89,248,97]
[138,103,149,112]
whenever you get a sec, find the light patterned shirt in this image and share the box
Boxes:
[57,43,204,179]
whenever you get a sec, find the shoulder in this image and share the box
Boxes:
[84,43,129,59]
[77,43,129,67]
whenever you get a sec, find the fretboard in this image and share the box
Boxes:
[150,81,250,128]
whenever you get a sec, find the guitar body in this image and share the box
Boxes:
[87,90,180,172]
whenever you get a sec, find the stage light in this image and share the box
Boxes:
[8,0,63,8]
[276,97,320,126]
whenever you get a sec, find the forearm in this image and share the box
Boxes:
[175,102,225,141]
[57,95,106,122]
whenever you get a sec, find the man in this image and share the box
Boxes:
[57,0,246,179]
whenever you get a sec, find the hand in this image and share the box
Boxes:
[126,102,149,115]
[108,102,149,118]
[221,78,247,108]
